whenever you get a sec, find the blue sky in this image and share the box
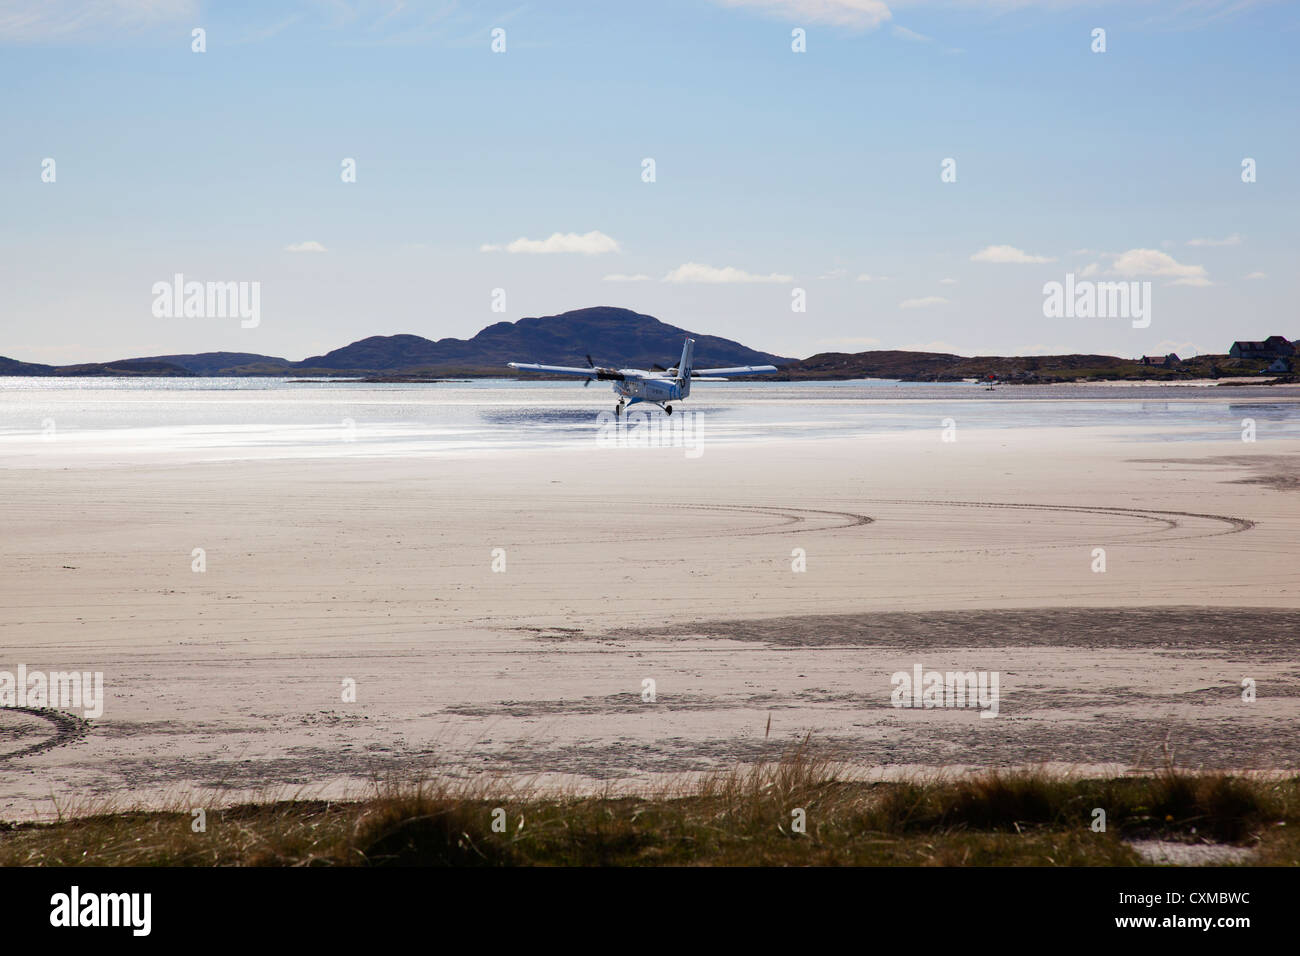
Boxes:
[1,0,1296,364]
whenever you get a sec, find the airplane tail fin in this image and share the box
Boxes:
[676,337,695,397]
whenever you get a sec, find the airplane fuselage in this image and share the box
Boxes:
[613,374,685,404]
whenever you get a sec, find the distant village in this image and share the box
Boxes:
[1138,335,1296,374]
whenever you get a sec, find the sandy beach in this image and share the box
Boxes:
[3,411,1299,820]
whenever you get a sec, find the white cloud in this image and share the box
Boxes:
[971,244,1055,264]
[817,268,850,279]
[1110,248,1208,285]
[285,240,327,253]
[602,273,651,282]
[1245,271,1267,280]
[938,277,957,285]
[662,262,793,283]
[899,296,949,309]
[1187,233,1243,247]
[856,273,890,282]
[481,231,621,255]
[715,0,891,29]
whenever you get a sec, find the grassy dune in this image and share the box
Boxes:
[3,744,1297,866]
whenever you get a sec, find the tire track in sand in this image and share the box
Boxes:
[666,503,875,537]
[867,498,1253,544]
[0,707,91,761]
[609,498,1250,548]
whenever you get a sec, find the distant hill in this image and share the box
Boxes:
[787,350,962,380]
[57,360,196,377]
[0,307,1284,382]
[0,307,789,377]
[0,356,55,375]
[0,355,194,376]
[118,352,293,376]
[298,307,791,372]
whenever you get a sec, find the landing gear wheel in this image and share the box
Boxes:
[665,405,673,415]
[615,403,622,417]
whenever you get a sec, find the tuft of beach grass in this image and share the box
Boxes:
[2,738,1296,866]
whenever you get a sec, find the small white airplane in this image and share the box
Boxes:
[508,337,778,416]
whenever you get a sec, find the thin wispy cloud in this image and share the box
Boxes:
[1126,0,1273,30]
[714,0,892,30]
[716,0,1261,36]
[1244,271,1267,280]
[899,295,949,309]
[298,0,470,45]
[602,273,651,282]
[892,24,931,42]
[0,1,497,46]
[481,231,621,255]
[663,263,794,283]
[0,0,197,42]
[1187,233,1243,246]
[971,244,1055,265]
[894,0,1265,28]
[285,240,328,253]
[856,273,890,282]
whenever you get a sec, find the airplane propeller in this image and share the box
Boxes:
[562,350,630,387]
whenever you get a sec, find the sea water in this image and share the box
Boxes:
[0,376,1298,465]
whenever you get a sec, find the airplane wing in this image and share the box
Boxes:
[508,362,636,381]
[692,365,778,376]
[507,363,598,378]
